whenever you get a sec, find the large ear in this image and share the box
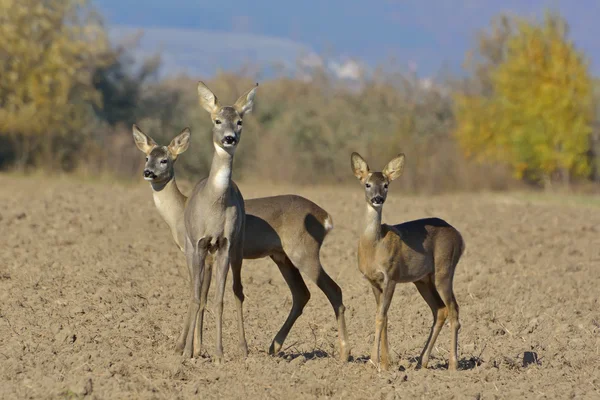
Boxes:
[132,124,157,154]
[350,152,370,182]
[382,154,405,181]
[197,81,221,114]
[234,83,258,116]
[168,127,191,159]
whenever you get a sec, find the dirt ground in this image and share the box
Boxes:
[1,174,599,399]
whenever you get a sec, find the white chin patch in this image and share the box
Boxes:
[144,176,154,181]
[215,144,230,156]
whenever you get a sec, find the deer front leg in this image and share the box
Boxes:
[176,259,193,352]
[370,286,381,366]
[371,278,396,371]
[179,238,209,358]
[213,241,231,364]
[177,239,197,353]
[193,259,212,357]
[370,286,390,368]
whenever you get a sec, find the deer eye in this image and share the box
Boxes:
[384,183,388,189]
[237,120,242,126]
[215,119,222,124]
[365,183,371,188]
[160,159,167,164]
[145,157,148,161]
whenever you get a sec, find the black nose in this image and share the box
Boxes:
[223,135,236,145]
[143,169,153,178]
[372,196,384,205]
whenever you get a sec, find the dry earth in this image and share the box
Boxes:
[1,174,599,399]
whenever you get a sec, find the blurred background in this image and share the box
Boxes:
[1,0,599,193]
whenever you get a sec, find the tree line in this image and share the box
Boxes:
[0,1,598,192]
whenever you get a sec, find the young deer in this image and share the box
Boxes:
[132,125,349,361]
[350,152,465,371]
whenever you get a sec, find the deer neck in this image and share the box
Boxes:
[361,204,383,244]
[207,144,234,198]
[151,177,187,250]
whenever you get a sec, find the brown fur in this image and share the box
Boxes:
[132,89,349,362]
[351,152,465,371]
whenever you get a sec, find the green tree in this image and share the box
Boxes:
[455,12,593,185]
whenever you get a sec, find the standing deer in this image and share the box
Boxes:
[132,124,349,361]
[350,152,465,371]
[176,81,256,363]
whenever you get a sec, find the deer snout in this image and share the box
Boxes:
[143,169,157,180]
[222,134,237,146]
[371,196,385,206]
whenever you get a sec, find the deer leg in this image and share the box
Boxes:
[181,240,209,358]
[370,286,391,368]
[372,277,396,371]
[192,258,212,357]
[414,277,447,369]
[435,275,460,371]
[213,242,231,364]
[287,252,350,361]
[231,250,248,358]
[176,243,195,352]
[268,254,311,356]
[370,286,382,364]
[314,266,350,362]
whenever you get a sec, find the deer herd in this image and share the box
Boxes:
[132,82,465,371]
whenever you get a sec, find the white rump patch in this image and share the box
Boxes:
[324,214,334,232]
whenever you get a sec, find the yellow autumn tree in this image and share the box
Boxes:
[455,12,593,185]
[0,0,109,169]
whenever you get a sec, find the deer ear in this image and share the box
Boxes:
[351,152,370,182]
[382,154,405,181]
[234,83,258,116]
[197,81,221,114]
[132,124,157,154]
[168,128,191,159]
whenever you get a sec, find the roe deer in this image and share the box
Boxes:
[178,81,256,362]
[132,125,349,361]
[350,152,465,371]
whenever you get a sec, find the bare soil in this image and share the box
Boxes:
[1,175,599,399]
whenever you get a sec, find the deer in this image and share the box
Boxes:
[131,84,349,363]
[350,152,465,371]
[173,81,257,363]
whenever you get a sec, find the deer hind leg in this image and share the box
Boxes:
[230,249,248,358]
[414,277,447,369]
[293,253,350,362]
[434,271,460,371]
[268,254,311,356]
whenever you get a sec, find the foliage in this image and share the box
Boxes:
[454,12,594,185]
[92,35,161,128]
[1,4,597,191]
[0,0,109,169]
